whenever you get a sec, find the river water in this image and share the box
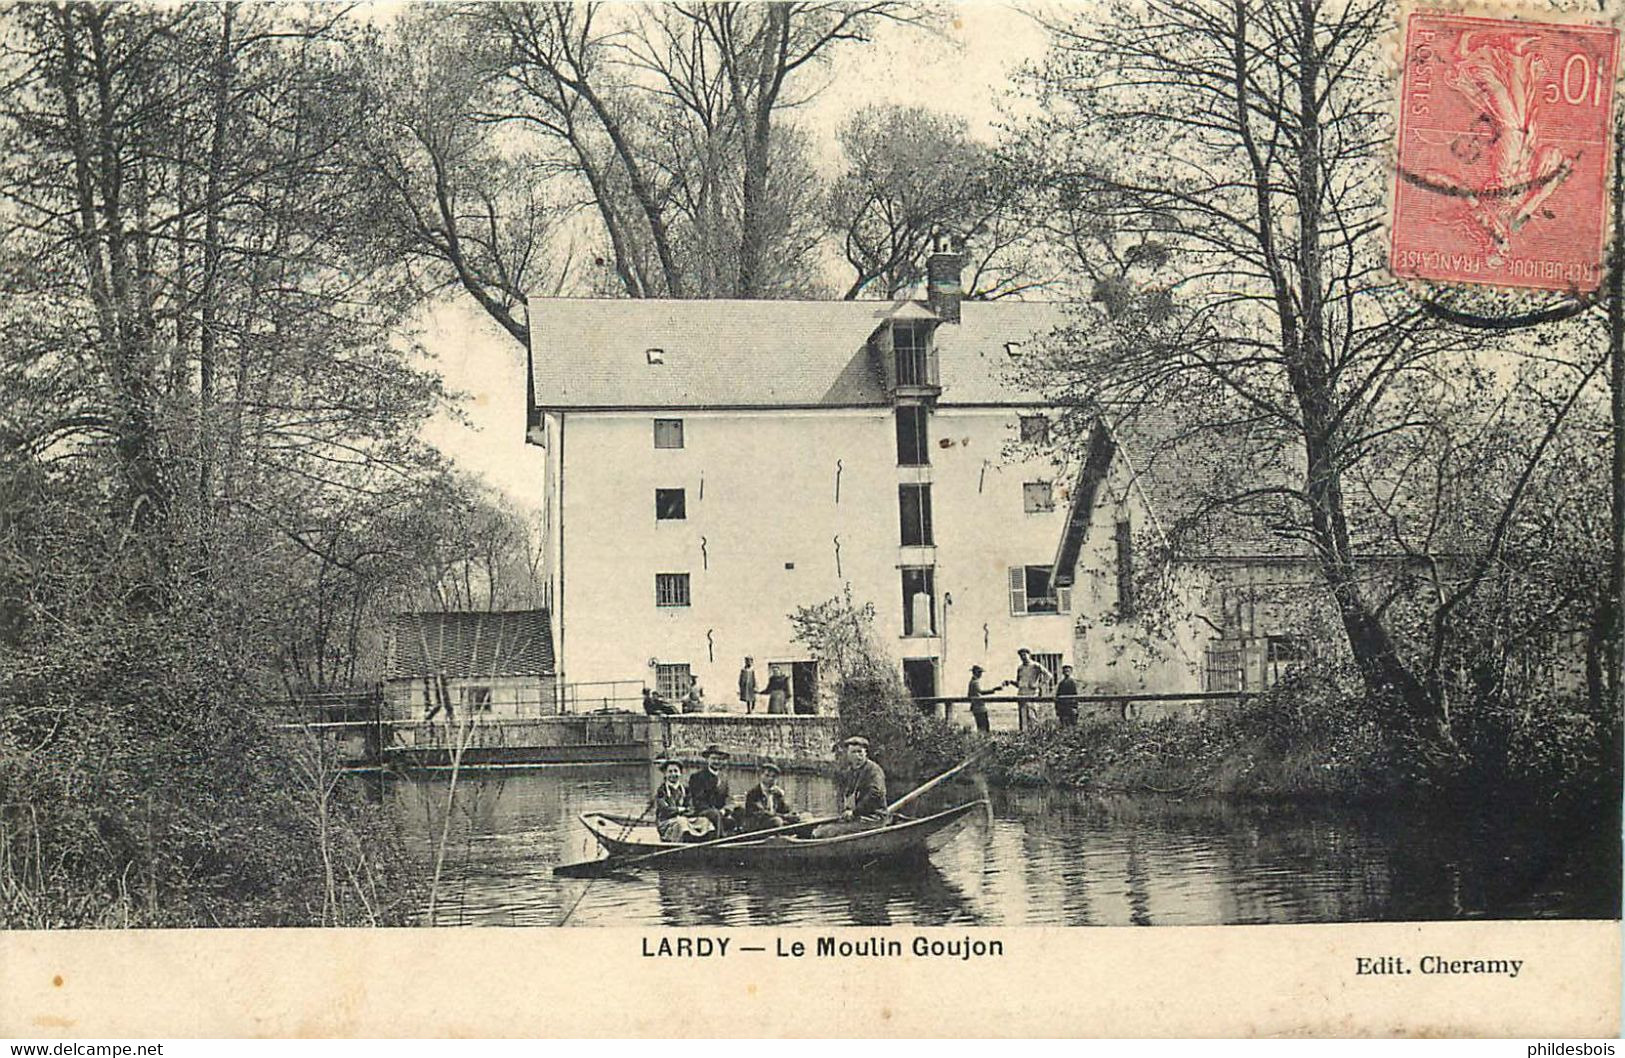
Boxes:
[384,764,1619,928]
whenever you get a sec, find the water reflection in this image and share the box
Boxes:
[385,764,1617,928]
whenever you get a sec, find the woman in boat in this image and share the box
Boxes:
[653,759,714,843]
[740,759,801,831]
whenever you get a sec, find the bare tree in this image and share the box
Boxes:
[827,104,1043,299]
[1014,0,1610,758]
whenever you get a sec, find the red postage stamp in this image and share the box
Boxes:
[1390,12,1620,293]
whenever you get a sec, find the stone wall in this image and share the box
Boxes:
[645,714,842,770]
[370,712,837,770]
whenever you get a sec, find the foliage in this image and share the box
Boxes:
[827,105,1042,300]
[1007,0,1615,767]
[0,3,482,926]
[789,589,973,776]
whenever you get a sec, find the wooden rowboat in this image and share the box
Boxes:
[579,800,986,869]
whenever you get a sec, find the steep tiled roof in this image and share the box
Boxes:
[528,297,1066,409]
[388,610,555,679]
[1105,409,1310,559]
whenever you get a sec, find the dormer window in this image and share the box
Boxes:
[1004,341,1023,359]
[645,347,665,365]
[894,321,932,387]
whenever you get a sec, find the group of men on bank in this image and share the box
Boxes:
[652,735,886,844]
[963,648,1082,733]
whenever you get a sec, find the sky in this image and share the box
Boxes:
[417,1,1054,511]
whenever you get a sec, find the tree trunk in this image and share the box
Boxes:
[198,4,235,530]
[1602,113,1625,723]
[1290,0,1452,750]
[734,6,787,299]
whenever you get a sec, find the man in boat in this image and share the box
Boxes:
[653,758,714,843]
[740,758,801,832]
[687,743,734,836]
[813,736,889,838]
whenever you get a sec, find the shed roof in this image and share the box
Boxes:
[528,297,1067,409]
[388,609,555,680]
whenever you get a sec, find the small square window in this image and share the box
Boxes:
[654,418,684,449]
[646,347,665,365]
[1019,415,1050,445]
[655,488,686,520]
[459,686,493,713]
[1023,481,1055,513]
[655,573,691,608]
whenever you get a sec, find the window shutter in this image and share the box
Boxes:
[1008,567,1027,615]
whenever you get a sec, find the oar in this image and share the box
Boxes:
[883,744,995,817]
[553,812,841,878]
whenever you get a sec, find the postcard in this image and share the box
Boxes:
[0,0,1618,1039]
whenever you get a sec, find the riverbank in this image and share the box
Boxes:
[844,672,1620,811]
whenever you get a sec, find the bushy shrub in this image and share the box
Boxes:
[0,586,420,928]
[789,591,974,777]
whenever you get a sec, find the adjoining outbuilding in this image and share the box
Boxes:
[385,609,557,719]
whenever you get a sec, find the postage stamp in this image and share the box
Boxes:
[1390,11,1620,293]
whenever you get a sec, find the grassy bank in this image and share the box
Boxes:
[838,671,1619,810]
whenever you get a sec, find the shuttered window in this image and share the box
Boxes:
[1009,566,1071,615]
[653,419,684,449]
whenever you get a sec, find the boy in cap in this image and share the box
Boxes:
[740,759,800,832]
[687,743,733,836]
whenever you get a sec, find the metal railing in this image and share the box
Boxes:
[558,679,646,714]
[912,691,1251,730]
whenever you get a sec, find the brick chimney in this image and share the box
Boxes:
[926,232,964,324]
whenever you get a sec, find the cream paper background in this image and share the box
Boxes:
[0,921,1618,1037]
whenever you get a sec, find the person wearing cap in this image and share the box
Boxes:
[967,665,992,734]
[1055,664,1080,727]
[740,759,800,832]
[687,743,734,836]
[653,758,713,843]
[1004,647,1054,729]
[814,736,888,837]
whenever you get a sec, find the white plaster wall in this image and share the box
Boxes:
[553,403,1226,704]
[557,408,901,708]
[921,406,1080,694]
